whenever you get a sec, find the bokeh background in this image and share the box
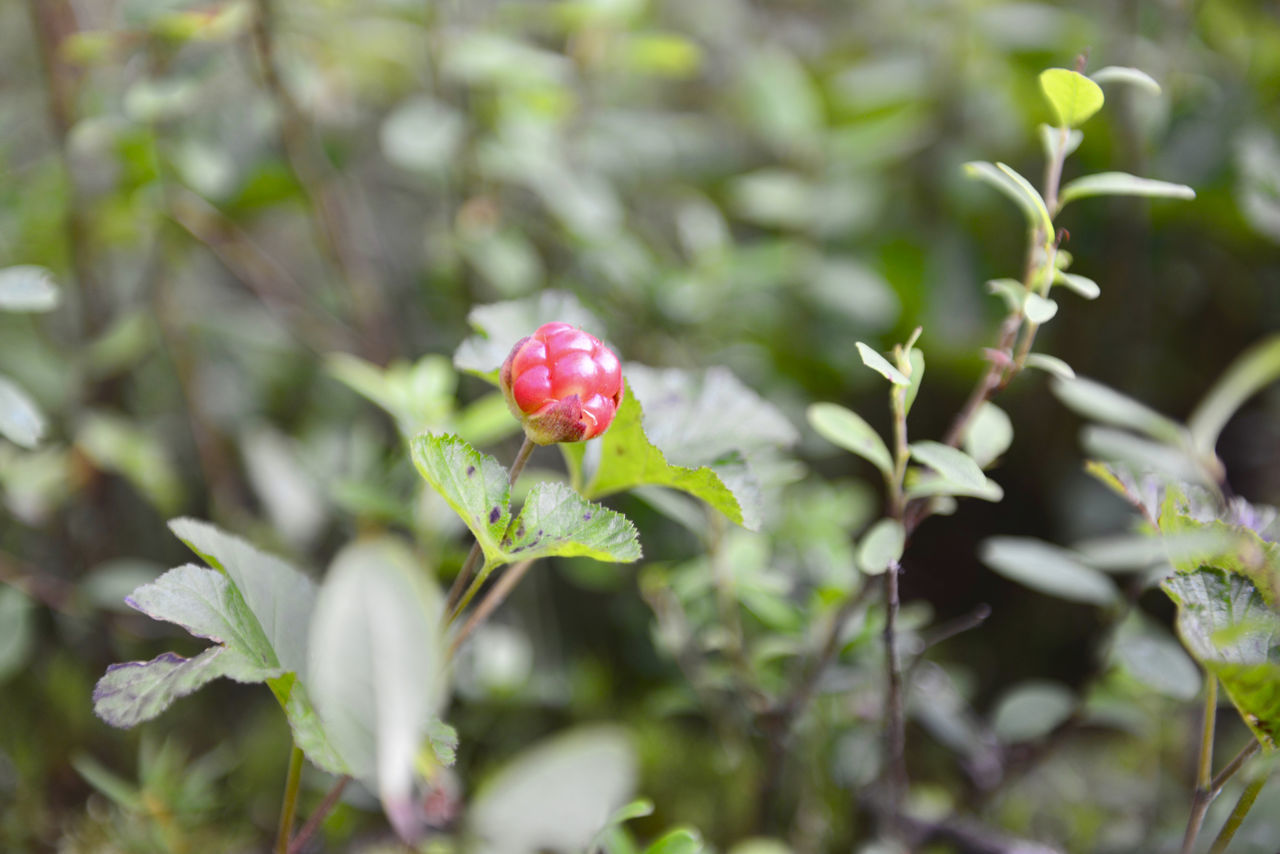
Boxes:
[2,0,1279,851]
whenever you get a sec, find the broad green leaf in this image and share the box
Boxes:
[1025,353,1075,380]
[78,413,183,514]
[992,680,1075,742]
[470,726,636,854]
[0,374,46,449]
[0,585,35,683]
[964,402,1013,468]
[308,538,447,842]
[453,290,603,378]
[981,537,1120,606]
[167,518,315,676]
[1053,270,1101,299]
[1039,124,1083,164]
[1163,568,1280,748]
[327,353,458,438]
[645,828,705,854]
[1024,292,1058,324]
[1090,66,1161,95]
[504,482,641,564]
[857,518,905,576]
[807,403,893,476]
[0,265,59,312]
[855,342,908,385]
[1188,334,1280,455]
[92,648,248,730]
[1039,68,1105,128]
[909,441,986,490]
[964,161,1054,235]
[904,348,926,414]
[1051,376,1186,445]
[1059,172,1195,207]
[1158,494,1280,607]
[410,434,513,566]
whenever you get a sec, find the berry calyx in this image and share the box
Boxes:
[499,322,624,444]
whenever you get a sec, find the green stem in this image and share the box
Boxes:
[1207,775,1268,854]
[274,745,305,854]
[449,559,535,657]
[1181,677,1219,854]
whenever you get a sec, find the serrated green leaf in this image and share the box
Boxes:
[168,518,316,676]
[909,441,986,490]
[0,265,60,312]
[1051,376,1187,445]
[93,647,253,729]
[1053,270,1100,299]
[857,518,904,576]
[308,538,447,842]
[1024,292,1058,323]
[1163,568,1280,748]
[1039,68,1105,128]
[1025,353,1075,379]
[410,434,513,565]
[0,373,46,449]
[981,537,1120,606]
[1188,334,1280,456]
[964,402,1013,469]
[1090,66,1161,95]
[1159,496,1280,608]
[1059,172,1195,207]
[855,342,909,385]
[504,482,641,564]
[807,403,892,476]
[964,161,1054,235]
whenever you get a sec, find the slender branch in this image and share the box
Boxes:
[880,367,912,836]
[445,437,535,618]
[449,559,535,657]
[1207,775,1267,854]
[275,746,305,854]
[1181,677,1219,854]
[1209,739,1261,802]
[287,774,350,854]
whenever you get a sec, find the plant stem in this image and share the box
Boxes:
[1207,775,1268,854]
[1181,677,1219,854]
[1209,740,1261,801]
[287,774,350,854]
[880,375,911,836]
[449,559,535,657]
[445,437,535,619]
[275,746,305,854]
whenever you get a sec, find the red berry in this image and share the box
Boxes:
[500,323,624,444]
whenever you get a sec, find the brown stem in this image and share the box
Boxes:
[1182,677,1219,854]
[449,559,534,657]
[287,775,350,854]
[881,560,908,837]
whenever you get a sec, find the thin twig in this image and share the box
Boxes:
[1181,677,1219,854]
[287,774,350,854]
[449,559,535,657]
[1206,774,1268,854]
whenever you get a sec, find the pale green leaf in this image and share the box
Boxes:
[1053,270,1101,299]
[981,536,1120,606]
[308,538,447,842]
[1051,376,1186,444]
[992,680,1075,742]
[986,278,1026,313]
[0,585,35,683]
[1059,172,1195,207]
[1081,427,1204,483]
[380,97,465,175]
[964,161,1053,235]
[1039,68,1105,128]
[996,162,1055,235]
[1024,292,1058,324]
[0,374,46,449]
[1188,334,1280,455]
[92,647,249,730]
[964,402,1013,468]
[807,403,892,476]
[905,472,1004,502]
[909,441,986,490]
[1090,66,1161,95]
[78,413,184,514]
[0,265,59,312]
[1111,615,1200,701]
[1039,124,1083,163]
[646,828,705,854]
[904,347,926,414]
[1025,353,1075,380]
[857,518,904,576]
[855,342,909,385]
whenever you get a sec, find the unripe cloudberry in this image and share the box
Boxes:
[500,322,624,444]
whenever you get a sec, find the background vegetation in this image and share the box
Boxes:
[2,0,1279,851]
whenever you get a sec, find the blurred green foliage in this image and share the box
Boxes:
[2,0,1280,851]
